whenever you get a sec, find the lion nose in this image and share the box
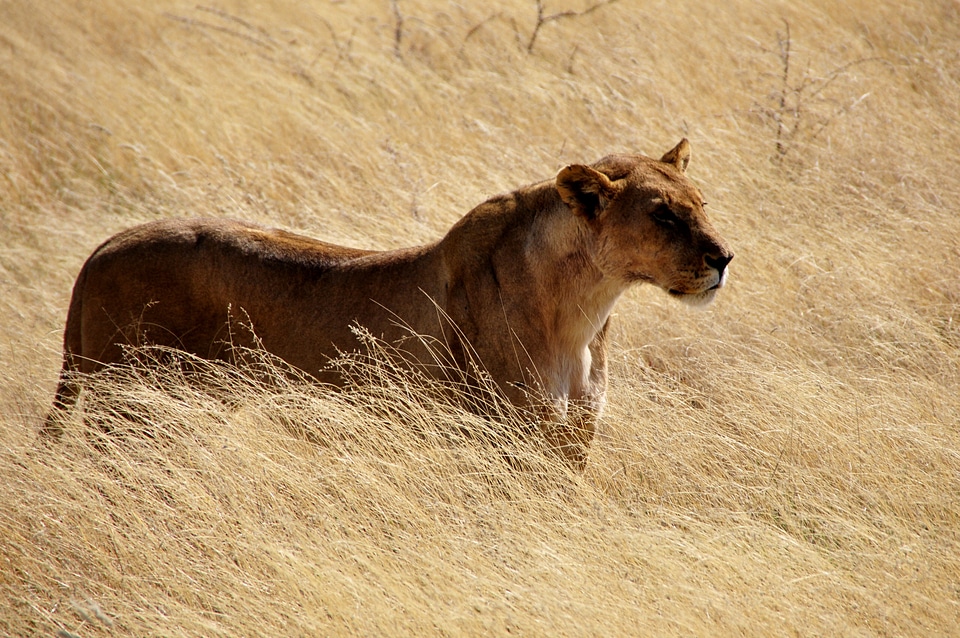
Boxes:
[705,252,733,275]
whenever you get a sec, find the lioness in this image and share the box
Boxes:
[48,139,732,468]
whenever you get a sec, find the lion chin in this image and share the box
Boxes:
[669,288,719,307]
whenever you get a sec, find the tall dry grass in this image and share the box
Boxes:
[2,0,959,635]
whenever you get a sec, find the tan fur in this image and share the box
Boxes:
[48,140,732,469]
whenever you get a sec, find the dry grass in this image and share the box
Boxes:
[2,0,960,635]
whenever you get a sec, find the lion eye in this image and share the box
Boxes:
[652,205,679,228]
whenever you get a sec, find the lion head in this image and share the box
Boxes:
[556,139,733,306]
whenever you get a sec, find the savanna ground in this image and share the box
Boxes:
[2,0,959,635]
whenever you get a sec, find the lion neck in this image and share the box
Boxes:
[522,186,627,352]
[444,181,627,355]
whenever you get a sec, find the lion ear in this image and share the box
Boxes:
[556,165,617,220]
[660,138,692,173]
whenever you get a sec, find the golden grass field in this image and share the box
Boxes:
[2,0,959,635]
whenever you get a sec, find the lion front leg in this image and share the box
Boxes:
[545,319,610,470]
[535,396,601,472]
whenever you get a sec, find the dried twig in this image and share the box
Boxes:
[460,13,525,58]
[774,20,792,156]
[391,0,404,58]
[196,5,277,44]
[318,18,356,71]
[765,20,886,158]
[527,0,620,53]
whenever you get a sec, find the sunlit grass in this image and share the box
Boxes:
[2,0,959,635]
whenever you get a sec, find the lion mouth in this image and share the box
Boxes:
[670,270,727,296]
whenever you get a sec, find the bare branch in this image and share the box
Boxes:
[391,0,404,58]
[527,0,620,53]
[195,5,277,44]
[767,19,887,159]
[775,20,791,156]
